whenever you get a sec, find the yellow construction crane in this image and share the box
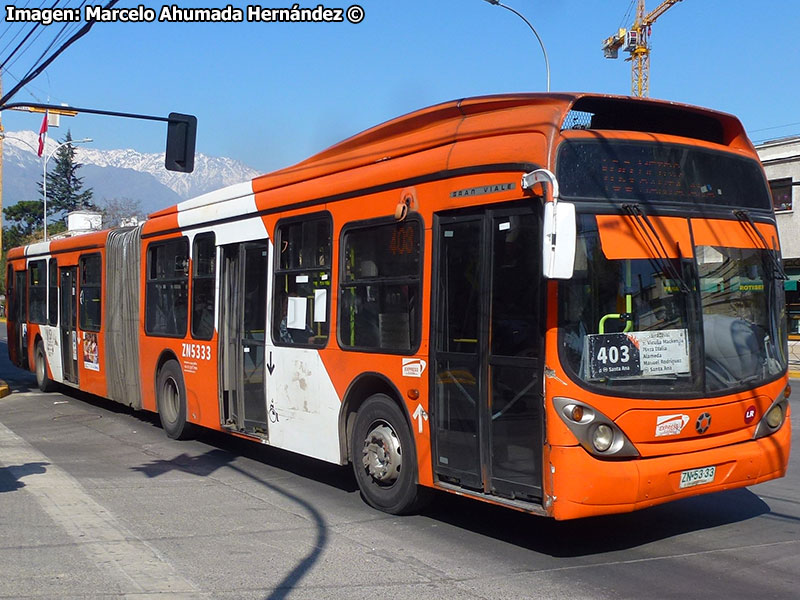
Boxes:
[602,0,683,97]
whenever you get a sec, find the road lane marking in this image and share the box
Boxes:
[0,420,199,597]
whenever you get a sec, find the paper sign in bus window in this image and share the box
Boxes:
[83,332,100,371]
[287,296,307,330]
[313,289,327,322]
[586,329,690,379]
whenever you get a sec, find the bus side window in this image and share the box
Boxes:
[191,233,216,340]
[28,259,47,325]
[79,253,102,332]
[145,238,189,337]
[272,214,332,347]
[338,218,421,352]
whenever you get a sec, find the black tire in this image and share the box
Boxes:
[34,340,56,393]
[351,393,429,515]
[156,360,193,440]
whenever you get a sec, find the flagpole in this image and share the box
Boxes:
[40,111,48,241]
[42,148,47,241]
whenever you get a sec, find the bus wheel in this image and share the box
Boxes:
[34,341,56,393]
[156,360,193,440]
[352,393,428,515]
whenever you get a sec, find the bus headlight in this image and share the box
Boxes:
[592,424,614,452]
[766,404,784,429]
[553,397,639,458]
[753,387,789,439]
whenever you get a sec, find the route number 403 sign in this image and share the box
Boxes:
[585,329,690,379]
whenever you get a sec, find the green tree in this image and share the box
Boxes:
[2,201,65,251]
[2,201,68,251]
[3,130,95,248]
[3,200,43,240]
[42,130,95,220]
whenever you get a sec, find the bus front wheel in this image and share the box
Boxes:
[156,360,193,440]
[351,393,428,515]
[34,340,56,392]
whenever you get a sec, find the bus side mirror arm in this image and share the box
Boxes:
[522,169,576,280]
[522,168,560,200]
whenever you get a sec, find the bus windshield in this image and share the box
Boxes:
[559,215,787,397]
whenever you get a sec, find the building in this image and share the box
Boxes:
[756,136,800,347]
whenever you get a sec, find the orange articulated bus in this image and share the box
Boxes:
[5,93,791,520]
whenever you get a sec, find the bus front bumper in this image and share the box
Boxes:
[547,418,791,521]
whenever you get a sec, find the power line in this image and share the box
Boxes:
[0,0,120,108]
[0,1,44,46]
[750,122,800,134]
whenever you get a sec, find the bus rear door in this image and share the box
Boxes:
[60,267,79,384]
[220,241,269,435]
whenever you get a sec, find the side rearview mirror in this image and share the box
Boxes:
[542,201,576,279]
[522,169,576,279]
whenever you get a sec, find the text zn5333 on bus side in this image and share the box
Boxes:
[182,343,212,361]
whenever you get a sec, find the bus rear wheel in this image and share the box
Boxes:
[34,340,56,393]
[351,393,428,515]
[156,360,193,440]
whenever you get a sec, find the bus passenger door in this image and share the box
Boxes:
[10,269,28,369]
[220,241,269,436]
[432,206,544,503]
[60,267,79,384]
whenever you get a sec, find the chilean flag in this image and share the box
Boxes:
[37,112,48,157]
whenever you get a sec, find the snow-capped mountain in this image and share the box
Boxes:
[2,130,261,216]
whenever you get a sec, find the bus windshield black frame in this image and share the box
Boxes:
[557,139,772,210]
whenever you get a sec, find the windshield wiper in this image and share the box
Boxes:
[623,204,692,293]
[733,210,788,280]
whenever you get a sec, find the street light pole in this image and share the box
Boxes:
[0,133,39,254]
[0,132,39,154]
[43,137,91,241]
[482,0,551,92]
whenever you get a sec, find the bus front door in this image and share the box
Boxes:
[432,205,544,503]
[220,241,269,436]
[60,267,79,384]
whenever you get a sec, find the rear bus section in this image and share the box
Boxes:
[5,233,121,401]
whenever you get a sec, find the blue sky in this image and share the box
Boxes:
[3,0,799,174]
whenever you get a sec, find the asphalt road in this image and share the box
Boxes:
[1,326,798,599]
